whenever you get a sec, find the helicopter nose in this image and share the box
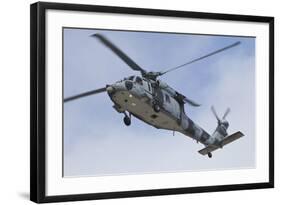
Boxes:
[106,86,115,94]
[106,82,128,93]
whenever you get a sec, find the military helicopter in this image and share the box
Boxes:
[64,33,244,158]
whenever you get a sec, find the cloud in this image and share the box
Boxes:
[63,29,255,177]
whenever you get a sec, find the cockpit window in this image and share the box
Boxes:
[165,94,171,103]
[135,76,143,85]
[128,76,134,81]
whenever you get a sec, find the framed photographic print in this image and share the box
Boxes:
[30,1,274,203]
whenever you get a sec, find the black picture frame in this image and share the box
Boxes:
[30,1,274,203]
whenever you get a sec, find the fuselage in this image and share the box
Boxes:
[106,75,212,145]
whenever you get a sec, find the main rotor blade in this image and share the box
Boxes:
[183,97,200,107]
[211,106,220,122]
[92,33,147,74]
[160,41,241,76]
[64,87,106,103]
[222,107,231,119]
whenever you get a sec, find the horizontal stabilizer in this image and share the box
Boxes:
[198,131,244,156]
[198,144,217,155]
[221,131,244,147]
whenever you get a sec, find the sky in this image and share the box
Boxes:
[63,28,256,177]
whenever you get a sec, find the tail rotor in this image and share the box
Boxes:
[211,106,230,129]
[222,107,231,120]
[211,106,220,122]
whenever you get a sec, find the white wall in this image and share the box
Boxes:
[0,0,278,204]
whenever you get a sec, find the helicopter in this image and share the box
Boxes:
[64,33,244,158]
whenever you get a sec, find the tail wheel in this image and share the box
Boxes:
[153,103,161,113]
[123,116,131,126]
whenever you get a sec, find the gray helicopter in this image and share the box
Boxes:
[64,34,244,158]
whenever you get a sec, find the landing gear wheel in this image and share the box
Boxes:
[207,152,212,158]
[153,103,161,113]
[123,116,131,126]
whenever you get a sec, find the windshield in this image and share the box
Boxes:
[135,76,143,85]
[128,76,134,81]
